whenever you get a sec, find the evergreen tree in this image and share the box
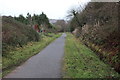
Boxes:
[14,12,52,28]
[14,14,27,24]
[26,13,32,25]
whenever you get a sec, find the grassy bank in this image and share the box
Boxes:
[63,33,120,78]
[80,39,120,73]
[2,33,61,77]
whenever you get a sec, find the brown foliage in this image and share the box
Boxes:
[69,2,120,73]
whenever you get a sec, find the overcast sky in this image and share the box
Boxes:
[0,0,91,19]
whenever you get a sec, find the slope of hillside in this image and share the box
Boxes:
[69,2,120,73]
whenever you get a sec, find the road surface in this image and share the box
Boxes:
[5,33,66,78]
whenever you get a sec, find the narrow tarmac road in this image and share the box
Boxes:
[5,33,66,78]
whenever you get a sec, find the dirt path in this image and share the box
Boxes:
[5,33,66,78]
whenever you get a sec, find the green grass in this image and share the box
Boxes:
[2,33,61,77]
[63,33,120,78]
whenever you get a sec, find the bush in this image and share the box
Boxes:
[2,16,40,55]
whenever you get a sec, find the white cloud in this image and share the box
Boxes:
[0,0,90,19]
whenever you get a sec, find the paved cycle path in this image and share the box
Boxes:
[5,33,66,78]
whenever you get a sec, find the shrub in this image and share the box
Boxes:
[2,16,40,55]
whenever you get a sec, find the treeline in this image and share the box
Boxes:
[69,2,120,73]
[14,12,52,28]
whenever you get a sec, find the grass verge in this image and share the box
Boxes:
[2,33,61,77]
[63,33,120,78]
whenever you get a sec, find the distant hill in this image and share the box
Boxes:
[49,19,57,24]
[49,19,67,32]
[49,19,66,24]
